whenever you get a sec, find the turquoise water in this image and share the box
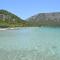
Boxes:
[0,27,60,60]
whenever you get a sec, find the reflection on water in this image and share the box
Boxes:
[0,27,60,60]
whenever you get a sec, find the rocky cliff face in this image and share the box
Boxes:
[27,12,60,27]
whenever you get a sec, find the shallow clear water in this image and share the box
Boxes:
[0,27,60,60]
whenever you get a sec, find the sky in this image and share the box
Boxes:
[0,0,60,19]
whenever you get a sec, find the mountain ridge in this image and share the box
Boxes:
[0,9,60,27]
[27,12,60,27]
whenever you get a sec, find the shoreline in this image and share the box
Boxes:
[0,27,19,30]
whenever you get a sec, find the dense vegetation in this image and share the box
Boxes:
[0,10,29,28]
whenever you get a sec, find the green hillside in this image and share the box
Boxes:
[0,9,28,28]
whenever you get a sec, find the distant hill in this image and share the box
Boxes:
[0,9,28,27]
[27,12,60,27]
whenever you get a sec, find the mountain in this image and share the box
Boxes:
[0,9,28,27]
[27,12,60,27]
[1,10,60,27]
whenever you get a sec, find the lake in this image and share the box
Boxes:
[0,27,60,60]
